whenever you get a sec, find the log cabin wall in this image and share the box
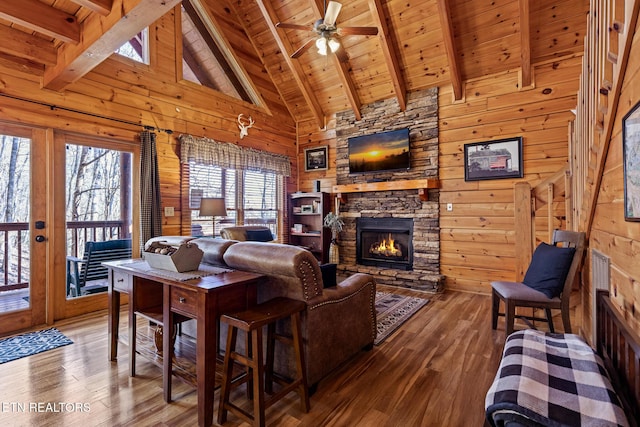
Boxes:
[0,6,298,238]
[298,55,582,294]
[438,57,582,294]
[582,14,640,339]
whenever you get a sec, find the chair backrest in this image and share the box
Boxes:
[551,229,586,298]
[80,239,132,284]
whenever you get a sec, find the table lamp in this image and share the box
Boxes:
[199,197,227,236]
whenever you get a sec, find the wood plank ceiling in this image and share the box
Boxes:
[0,0,589,129]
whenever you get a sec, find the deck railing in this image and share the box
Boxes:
[0,220,127,292]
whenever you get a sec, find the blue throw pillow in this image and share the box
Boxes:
[523,242,576,298]
[245,229,273,242]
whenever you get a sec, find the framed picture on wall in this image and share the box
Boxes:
[623,101,640,221]
[304,146,328,171]
[463,137,524,181]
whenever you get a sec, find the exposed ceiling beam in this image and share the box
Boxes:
[43,0,182,92]
[0,0,80,44]
[367,0,406,111]
[71,0,113,16]
[519,0,533,87]
[256,0,326,129]
[436,0,463,100]
[0,25,57,66]
[310,0,362,121]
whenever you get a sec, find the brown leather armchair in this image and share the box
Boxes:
[222,241,377,387]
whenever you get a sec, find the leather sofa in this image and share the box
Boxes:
[144,236,376,387]
[222,241,377,387]
[219,225,275,242]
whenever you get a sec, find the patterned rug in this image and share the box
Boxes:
[375,291,429,345]
[0,328,73,364]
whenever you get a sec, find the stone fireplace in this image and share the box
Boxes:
[356,217,413,270]
[334,88,444,292]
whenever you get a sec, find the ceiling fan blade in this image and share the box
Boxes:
[339,26,379,36]
[275,22,311,32]
[291,38,316,58]
[324,1,342,27]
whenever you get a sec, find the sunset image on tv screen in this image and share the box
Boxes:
[348,129,410,174]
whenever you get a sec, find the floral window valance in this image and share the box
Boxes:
[179,134,291,176]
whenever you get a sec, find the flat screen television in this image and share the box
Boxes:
[348,128,410,174]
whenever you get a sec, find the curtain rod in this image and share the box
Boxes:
[0,92,173,135]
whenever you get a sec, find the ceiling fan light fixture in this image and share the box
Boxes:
[316,37,328,55]
[315,36,339,56]
[328,38,340,53]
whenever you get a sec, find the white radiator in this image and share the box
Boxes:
[591,248,610,342]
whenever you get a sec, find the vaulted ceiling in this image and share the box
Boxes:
[0,0,589,129]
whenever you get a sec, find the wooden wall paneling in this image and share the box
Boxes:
[439,55,580,293]
[574,5,640,340]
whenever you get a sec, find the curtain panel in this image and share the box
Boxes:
[140,130,163,246]
[179,134,291,177]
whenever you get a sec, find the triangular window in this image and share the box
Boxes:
[115,29,149,64]
[181,0,255,104]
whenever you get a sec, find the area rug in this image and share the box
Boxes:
[375,291,429,345]
[0,328,73,364]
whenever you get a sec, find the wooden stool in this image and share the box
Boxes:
[218,297,310,427]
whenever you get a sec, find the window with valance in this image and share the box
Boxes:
[179,135,290,237]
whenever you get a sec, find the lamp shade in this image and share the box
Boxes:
[199,198,227,216]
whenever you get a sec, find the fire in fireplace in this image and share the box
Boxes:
[356,218,413,270]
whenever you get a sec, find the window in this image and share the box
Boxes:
[180,0,256,104]
[115,28,149,64]
[189,164,279,237]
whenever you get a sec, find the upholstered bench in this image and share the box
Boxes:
[485,329,630,426]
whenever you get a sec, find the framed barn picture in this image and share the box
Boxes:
[623,101,640,221]
[304,146,328,171]
[464,137,523,181]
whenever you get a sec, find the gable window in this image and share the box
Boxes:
[180,0,256,104]
[115,28,149,64]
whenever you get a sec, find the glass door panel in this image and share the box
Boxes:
[64,143,133,300]
[0,125,47,334]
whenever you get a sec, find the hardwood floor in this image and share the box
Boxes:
[0,286,512,426]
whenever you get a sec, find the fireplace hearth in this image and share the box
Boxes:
[356,218,413,270]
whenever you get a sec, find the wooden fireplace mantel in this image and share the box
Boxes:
[332,178,439,202]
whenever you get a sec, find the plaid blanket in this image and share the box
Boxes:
[485,329,629,427]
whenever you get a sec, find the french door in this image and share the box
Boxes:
[0,124,48,334]
[52,132,139,320]
[0,124,139,334]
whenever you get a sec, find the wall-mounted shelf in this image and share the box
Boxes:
[332,178,439,201]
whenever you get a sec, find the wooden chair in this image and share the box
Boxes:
[491,230,586,337]
[66,239,132,297]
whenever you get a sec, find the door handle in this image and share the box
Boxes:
[35,235,46,242]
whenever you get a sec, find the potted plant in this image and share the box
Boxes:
[323,211,344,263]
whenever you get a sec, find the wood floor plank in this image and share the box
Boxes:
[0,286,518,426]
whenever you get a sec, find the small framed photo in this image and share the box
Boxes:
[623,101,640,221]
[464,137,524,181]
[304,146,328,171]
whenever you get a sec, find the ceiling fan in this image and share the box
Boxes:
[276,1,378,62]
